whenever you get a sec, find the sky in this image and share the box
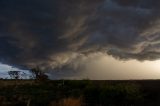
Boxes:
[0,0,160,79]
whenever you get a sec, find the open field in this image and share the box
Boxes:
[0,80,160,106]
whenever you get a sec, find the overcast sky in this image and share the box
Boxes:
[0,0,160,79]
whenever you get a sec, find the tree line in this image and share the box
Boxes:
[8,67,48,81]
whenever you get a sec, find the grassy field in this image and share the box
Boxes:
[0,80,159,106]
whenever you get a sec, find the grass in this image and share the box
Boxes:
[49,97,82,106]
[0,79,159,106]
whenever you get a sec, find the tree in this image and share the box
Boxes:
[8,71,21,79]
[29,67,48,81]
[21,72,28,79]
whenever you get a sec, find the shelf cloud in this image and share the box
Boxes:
[0,0,160,71]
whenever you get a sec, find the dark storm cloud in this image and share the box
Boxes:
[0,0,160,70]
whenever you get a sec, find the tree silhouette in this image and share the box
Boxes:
[30,67,48,81]
[8,71,21,79]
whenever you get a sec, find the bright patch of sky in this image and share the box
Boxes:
[0,63,31,79]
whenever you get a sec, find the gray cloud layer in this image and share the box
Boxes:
[0,0,160,70]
